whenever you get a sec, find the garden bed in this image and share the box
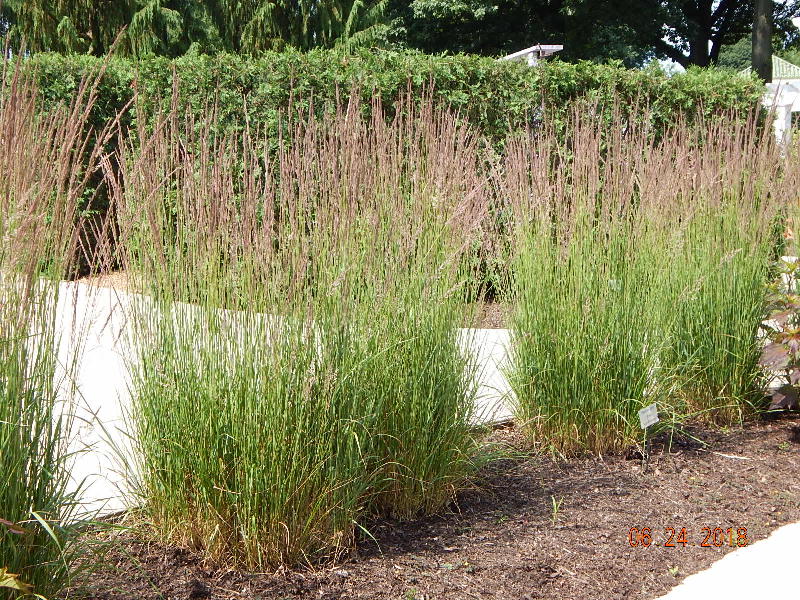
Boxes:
[4,53,800,600]
[71,415,800,600]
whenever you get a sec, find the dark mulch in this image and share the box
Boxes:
[475,303,508,329]
[69,415,800,600]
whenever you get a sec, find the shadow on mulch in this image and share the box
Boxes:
[68,414,800,600]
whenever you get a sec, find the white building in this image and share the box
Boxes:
[741,56,800,145]
[499,44,563,67]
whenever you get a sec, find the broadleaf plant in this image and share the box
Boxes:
[761,258,800,410]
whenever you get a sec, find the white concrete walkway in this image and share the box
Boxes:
[57,282,135,518]
[656,522,800,598]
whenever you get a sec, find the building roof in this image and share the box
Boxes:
[500,44,563,63]
[740,55,800,80]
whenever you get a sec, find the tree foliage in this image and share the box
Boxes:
[6,0,134,55]
[387,0,800,68]
[718,36,753,69]
[3,0,388,55]
[590,0,796,69]
[4,0,799,65]
[201,0,389,52]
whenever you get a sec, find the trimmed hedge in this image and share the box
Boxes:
[20,50,766,253]
[15,50,768,283]
[23,49,765,144]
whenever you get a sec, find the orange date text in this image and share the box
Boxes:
[628,527,749,548]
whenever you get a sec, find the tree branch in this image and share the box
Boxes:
[708,0,739,62]
[710,0,733,24]
[652,36,690,67]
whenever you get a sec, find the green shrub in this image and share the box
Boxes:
[19,51,765,281]
[21,50,766,146]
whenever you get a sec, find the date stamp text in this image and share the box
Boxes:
[628,527,749,548]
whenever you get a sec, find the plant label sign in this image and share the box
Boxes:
[638,404,659,429]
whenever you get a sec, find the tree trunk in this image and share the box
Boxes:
[689,36,711,67]
[90,1,106,56]
[752,0,772,82]
[687,0,712,67]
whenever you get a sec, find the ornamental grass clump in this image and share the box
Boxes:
[0,61,110,597]
[503,106,787,454]
[663,118,786,423]
[108,95,487,568]
[502,109,674,455]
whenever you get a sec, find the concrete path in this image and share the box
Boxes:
[57,282,135,518]
[656,522,800,598]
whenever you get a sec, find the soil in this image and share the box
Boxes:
[475,303,508,329]
[76,271,130,290]
[68,415,800,600]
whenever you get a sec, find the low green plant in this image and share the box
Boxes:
[758,258,800,411]
[0,567,32,596]
[550,496,564,526]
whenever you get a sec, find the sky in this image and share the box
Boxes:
[658,14,800,75]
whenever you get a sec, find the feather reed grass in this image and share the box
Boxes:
[663,117,787,422]
[106,94,488,568]
[0,57,111,597]
[502,106,788,454]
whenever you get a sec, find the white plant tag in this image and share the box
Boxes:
[638,403,659,429]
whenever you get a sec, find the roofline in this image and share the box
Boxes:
[500,44,563,61]
[739,55,800,79]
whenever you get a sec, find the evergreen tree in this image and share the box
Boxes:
[5,0,388,56]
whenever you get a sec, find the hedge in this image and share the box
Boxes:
[12,50,767,280]
[22,49,765,145]
[17,49,766,242]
